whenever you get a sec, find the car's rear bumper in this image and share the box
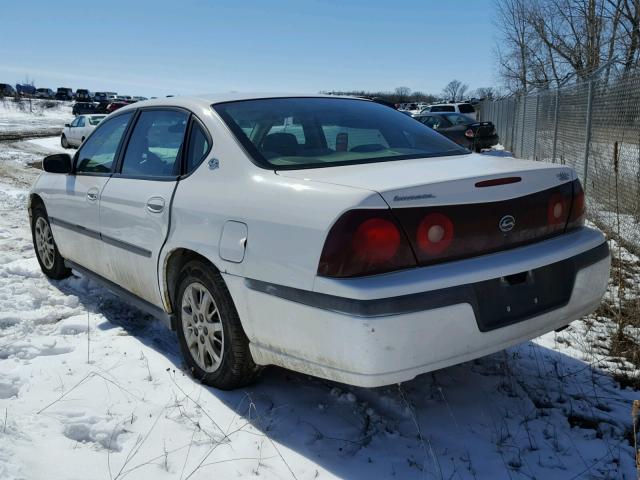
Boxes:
[226,227,610,387]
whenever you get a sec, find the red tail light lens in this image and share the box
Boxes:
[416,213,454,255]
[464,128,475,138]
[318,210,417,278]
[566,179,585,230]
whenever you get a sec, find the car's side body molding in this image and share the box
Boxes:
[64,259,175,330]
[50,216,152,257]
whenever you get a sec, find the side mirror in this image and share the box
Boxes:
[43,153,72,174]
[64,123,71,127]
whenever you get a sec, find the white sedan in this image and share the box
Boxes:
[29,94,610,389]
[60,114,106,148]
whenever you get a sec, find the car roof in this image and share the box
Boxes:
[113,93,365,114]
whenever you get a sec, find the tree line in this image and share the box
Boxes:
[495,0,640,92]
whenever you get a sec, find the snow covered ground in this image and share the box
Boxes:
[0,129,638,478]
[0,99,71,138]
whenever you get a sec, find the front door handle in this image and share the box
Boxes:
[146,196,165,213]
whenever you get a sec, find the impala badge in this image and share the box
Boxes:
[499,215,515,233]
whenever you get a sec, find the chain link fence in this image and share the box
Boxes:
[480,75,640,253]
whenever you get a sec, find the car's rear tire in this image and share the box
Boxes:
[175,260,261,390]
[61,135,70,149]
[31,204,71,280]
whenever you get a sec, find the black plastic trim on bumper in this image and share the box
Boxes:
[244,241,609,329]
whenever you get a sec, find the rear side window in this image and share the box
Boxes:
[430,105,455,112]
[76,112,133,174]
[120,109,188,177]
[458,104,475,114]
[186,121,210,173]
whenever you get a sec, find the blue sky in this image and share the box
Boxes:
[0,0,496,97]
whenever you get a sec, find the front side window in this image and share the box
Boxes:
[214,98,466,170]
[76,112,132,174]
[77,117,85,127]
[70,117,80,127]
[120,109,188,177]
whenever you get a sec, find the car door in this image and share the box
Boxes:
[46,111,134,275]
[98,108,189,307]
[74,116,87,145]
[66,117,80,145]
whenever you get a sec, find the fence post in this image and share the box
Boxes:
[551,88,560,163]
[532,95,539,160]
[520,94,527,157]
[583,79,595,193]
[510,99,516,152]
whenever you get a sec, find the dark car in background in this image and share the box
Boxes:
[0,83,17,97]
[72,102,98,116]
[35,88,55,99]
[55,87,73,101]
[414,112,498,152]
[16,84,36,97]
[75,89,92,101]
[105,101,129,113]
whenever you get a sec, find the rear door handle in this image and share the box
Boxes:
[87,188,99,202]
[146,196,165,213]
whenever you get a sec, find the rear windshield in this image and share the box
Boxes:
[458,103,475,113]
[213,98,467,170]
[430,105,456,112]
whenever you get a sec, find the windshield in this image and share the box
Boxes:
[213,98,467,170]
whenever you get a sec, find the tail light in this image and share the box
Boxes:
[566,179,585,230]
[547,192,568,226]
[318,210,416,278]
[416,213,454,254]
[464,129,475,138]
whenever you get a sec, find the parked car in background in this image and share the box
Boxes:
[55,88,73,101]
[35,88,55,99]
[414,112,499,152]
[0,83,17,97]
[423,102,477,119]
[75,89,92,102]
[106,101,129,113]
[132,96,148,102]
[31,94,609,390]
[16,84,36,97]
[72,102,98,116]
[117,95,132,102]
[60,114,106,148]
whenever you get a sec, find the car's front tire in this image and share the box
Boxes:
[61,135,70,149]
[31,204,71,280]
[175,260,260,390]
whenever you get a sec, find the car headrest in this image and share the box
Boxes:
[261,132,299,157]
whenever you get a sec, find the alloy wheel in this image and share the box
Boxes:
[181,282,224,372]
[34,217,55,270]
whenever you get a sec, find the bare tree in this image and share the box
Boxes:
[442,80,468,101]
[394,86,411,102]
[474,87,497,99]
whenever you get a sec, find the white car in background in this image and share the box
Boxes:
[422,102,477,119]
[30,94,609,390]
[61,114,106,148]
